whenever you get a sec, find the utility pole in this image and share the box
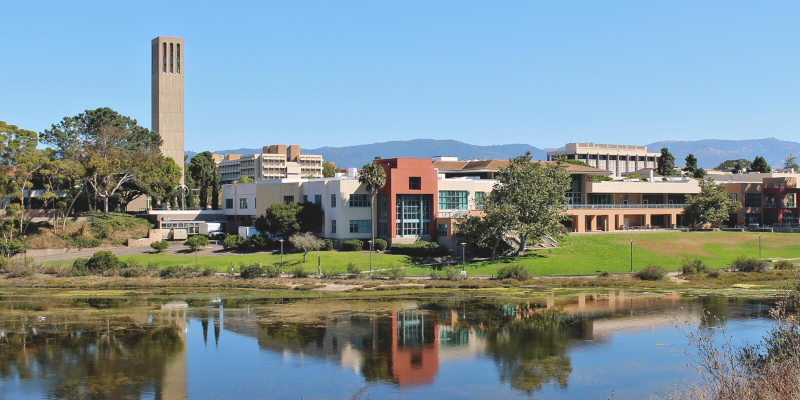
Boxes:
[630,239,633,273]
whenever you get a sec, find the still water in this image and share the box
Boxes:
[0,291,777,399]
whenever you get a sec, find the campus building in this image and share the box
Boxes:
[151,36,185,182]
[546,143,661,177]
[706,172,800,227]
[217,145,324,184]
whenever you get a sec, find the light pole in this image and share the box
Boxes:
[759,233,762,259]
[460,242,466,269]
[279,239,285,270]
[194,236,198,268]
[629,239,633,273]
[367,240,373,276]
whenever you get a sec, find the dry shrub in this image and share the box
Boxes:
[3,258,41,278]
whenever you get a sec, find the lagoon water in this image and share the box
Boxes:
[0,291,776,399]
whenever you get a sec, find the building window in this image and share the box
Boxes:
[727,213,738,226]
[331,220,337,234]
[176,43,181,74]
[747,212,762,225]
[169,43,174,73]
[314,194,322,205]
[439,191,469,210]
[225,199,233,209]
[331,194,337,208]
[239,198,248,209]
[162,42,167,72]
[283,195,294,204]
[765,213,775,226]
[787,193,796,208]
[409,177,421,190]
[349,220,371,233]
[438,224,447,237]
[303,195,309,203]
[745,193,761,208]
[349,194,371,207]
[766,194,776,208]
[729,193,738,202]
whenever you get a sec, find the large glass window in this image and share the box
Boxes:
[643,194,664,205]
[729,193,738,202]
[349,194,371,207]
[475,191,485,209]
[668,194,685,204]
[786,193,796,208]
[283,195,294,204]
[315,194,322,205]
[349,220,371,233]
[437,224,447,237]
[765,194,776,208]
[745,193,761,208]
[225,199,233,209]
[439,191,468,210]
[239,198,248,209]
[395,194,432,237]
[588,194,611,204]
[747,212,762,225]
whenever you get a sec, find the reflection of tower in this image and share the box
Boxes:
[151,36,185,182]
[390,309,439,386]
[199,309,209,345]
[160,307,188,400]
[213,307,223,347]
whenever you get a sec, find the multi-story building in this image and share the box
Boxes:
[546,143,661,177]
[217,145,324,184]
[707,172,800,227]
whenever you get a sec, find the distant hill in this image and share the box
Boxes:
[187,137,800,170]
[647,138,800,169]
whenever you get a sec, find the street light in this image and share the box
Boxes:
[194,236,198,268]
[460,242,467,268]
[629,239,634,273]
[367,240,374,276]
[279,239,285,270]
[759,233,762,259]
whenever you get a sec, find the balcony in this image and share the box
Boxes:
[568,203,685,210]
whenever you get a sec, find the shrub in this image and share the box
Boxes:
[428,268,442,280]
[0,239,26,257]
[731,255,767,272]
[200,266,216,277]
[120,267,145,278]
[71,236,102,249]
[773,260,796,270]
[346,262,361,277]
[159,265,204,279]
[246,235,269,250]
[240,264,264,279]
[264,264,283,278]
[634,265,667,281]
[290,265,309,278]
[390,241,450,257]
[321,239,334,251]
[223,234,245,250]
[599,271,610,277]
[4,259,38,278]
[680,257,709,275]
[341,240,363,252]
[380,265,407,280]
[71,258,89,276]
[373,239,387,251]
[707,269,721,278]
[320,267,339,279]
[184,235,210,251]
[496,264,530,281]
[295,284,322,291]
[150,240,169,253]
[86,251,122,273]
[442,265,464,281]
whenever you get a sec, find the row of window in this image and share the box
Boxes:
[161,42,181,74]
[224,198,254,209]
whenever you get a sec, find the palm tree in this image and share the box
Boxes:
[357,162,386,267]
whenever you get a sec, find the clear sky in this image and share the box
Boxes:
[2,1,798,152]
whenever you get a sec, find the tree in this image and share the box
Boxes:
[297,201,324,233]
[682,154,698,176]
[693,167,707,179]
[0,121,50,235]
[289,232,325,263]
[121,156,182,209]
[322,162,338,177]
[234,175,253,184]
[715,159,751,172]
[751,156,771,173]
[491,152,572,256]
[357,162,387,252]
[683,178,741,229]
[187,151,220,209]
[255,202,302,237]
[783,154,799,171]
[456,195,512,260]
[732,160,745,174]
[656,148,675,176]
[184,235,210,252]
[150,240,169,253]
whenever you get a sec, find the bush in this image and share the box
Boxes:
[290,265,309,278]
[184,235,210,251]
[150,240,169,253]
[240,264,264,279]
[294,284,322,291]
[731,255,767,272]
[634,264,667,281]
[4,259,38,278]
[71,236,102,249]
[390,241,450,257]
[264,264,283,278]
[0,239,26,257]
[707,269,721,278]
[380,265,407,280]
[71,258,89,276]
[373,239,387,251]
[120,267,145,278]
[159,265,206,279]
[599,271,610,278]
[346,262,361,277]
[320,267,339,279]
[341,239,363,252]
[86,251,122,273]
[321,239,334,251]
[428,268,442,280]
[223,234,245,250]
[245,235,268,250]
[773,260,796,270]
[496,264,530,281]
[442,265,464,281]
[680,257,709,275]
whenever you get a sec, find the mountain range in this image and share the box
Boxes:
[187,137,800,170]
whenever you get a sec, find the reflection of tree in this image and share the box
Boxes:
[0,324,183,399]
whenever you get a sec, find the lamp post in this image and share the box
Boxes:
[629,239,634,273]
[367,240,373,276]
[194,236,198,268]
[759,233,762,259]
[460,242,467,268]
[279,239,285,270]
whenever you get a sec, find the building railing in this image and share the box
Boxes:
[568,203,685,210]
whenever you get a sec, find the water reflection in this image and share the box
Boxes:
[0,291,775,399]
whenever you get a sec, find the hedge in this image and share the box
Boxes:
[341,239,363,251]
[390,241,450,257]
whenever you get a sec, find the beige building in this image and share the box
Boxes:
[151,36,185,182]
[218,144,324,184]
[547,143,661,177]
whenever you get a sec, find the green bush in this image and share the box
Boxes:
[442,265,464,281]
[245,235,268,250]
[264,264,283,278]
[634,265,667,281]
[184,235,210,251]
[373,239,387,251]
[294,284,322,291]
[86,251,122,273]
[707,269,721,278]
[341,240,363,252]
[321,239,334,251]
[159,265,206,279]
[320,267,339,279]
[680,257,709,275]
[240,264,264,279]
[346,262,361,277]
[599,271,610,277]
[120,267,145,278]
[428,268,442,280]
[223,234,245,250]
[731,255,767,272]
[72,258,89,276]
[380,265,407,280]
[496,264,530,281]
[72,236,102,249]
[150,240,169,253]
[390,241,450,257]
[290,265,309,278]
[773,260,796,270]
[0,239,26,257]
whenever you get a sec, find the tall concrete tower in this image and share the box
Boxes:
[151,36,185,182]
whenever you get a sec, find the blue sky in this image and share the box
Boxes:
[2,1,798,152]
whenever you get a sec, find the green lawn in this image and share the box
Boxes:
[408,231,800,277]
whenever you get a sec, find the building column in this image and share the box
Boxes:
[645,213,651,228]
[607,215,616,232]
[576,215,586,233]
